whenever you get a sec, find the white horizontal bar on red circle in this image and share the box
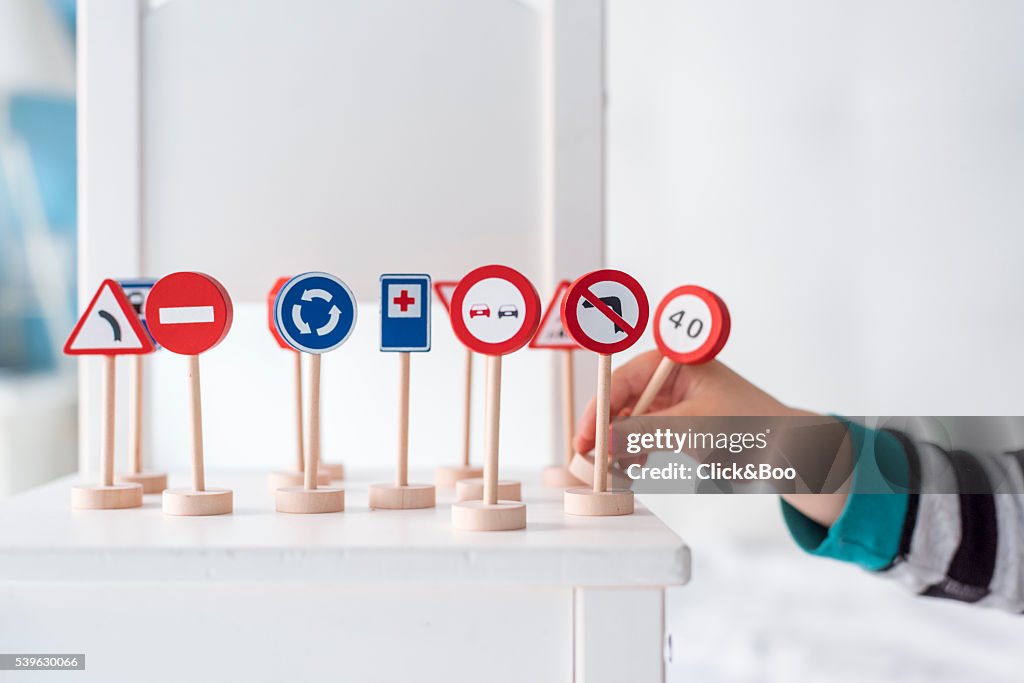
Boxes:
[158,306,215,324]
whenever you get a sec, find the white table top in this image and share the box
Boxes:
[0,471,689,586]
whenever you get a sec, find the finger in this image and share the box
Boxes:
[573,350,666,455]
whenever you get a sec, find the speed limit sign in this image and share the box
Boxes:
[652,285,730,364]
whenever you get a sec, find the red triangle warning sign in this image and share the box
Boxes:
[64,279,156,356]
[530,280,578,349]
[433,280,459,315]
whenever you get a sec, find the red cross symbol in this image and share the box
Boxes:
[393,289,416,312]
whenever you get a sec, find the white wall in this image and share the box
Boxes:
[607,0,1024,419]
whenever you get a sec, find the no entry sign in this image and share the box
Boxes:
[450,265,540,356]
[561,269,649,354]
[653,285,730,364]
[145,272,233,355]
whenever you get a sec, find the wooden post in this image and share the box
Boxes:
[592,354,611,494]
[562,349,575,466]
[396,352,411,487]
[129,354,142,474]
[101,355,116,487]
[188,354,205,492]
[294,351,304,473]
[633,356,674,417]
[462,348,473,467]
[305,353,321,491]
[563,352,633,516]
[273,351,343,514]
[482,354,502,506]
[70,352,143,510]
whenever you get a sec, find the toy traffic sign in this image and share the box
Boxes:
[145,272,233,355]
[433,280,458,314]
[64,279,155,356]
[145,272,234,516]
[370,274,436,509]
[380,274,431,352]
[65,280,153,509]
[449,265,540,531]
[561,270,649,355]
[561,269,649,517]
[272,272,354,514]
[265,277,332,491]
[530,280,585,488]
[633,285,731,417]
[267,277,293,351]
[274,272,357,354]
[529,280,576,350]
[432,279,483,488]
[115,278,167,494]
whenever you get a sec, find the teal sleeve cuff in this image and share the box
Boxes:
[780,419,909,571]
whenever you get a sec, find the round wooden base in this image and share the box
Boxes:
[568,453,632,489]
[274,486,345,514]
[368,484,436,510]
[266,470,332,491]
[319,462,345,480]
[563,487,635,516]
[117,471,168,494]
[454,478,521,502]
[542,465,585,488]
[434,464,484,488]
[162,488,233,516]
[451,500,526,531]
[71,483,143,510]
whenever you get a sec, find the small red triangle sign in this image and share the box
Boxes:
[64,279,156,356]
[530,280,578,349]
[433,280,459,315]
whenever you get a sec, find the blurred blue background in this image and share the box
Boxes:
[0,0,78,495]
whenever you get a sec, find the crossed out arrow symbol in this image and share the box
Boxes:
[292,288,342,336]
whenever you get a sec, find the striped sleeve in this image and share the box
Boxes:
[782,421,1024,613]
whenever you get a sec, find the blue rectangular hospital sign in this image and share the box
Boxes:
[380,274,431,352]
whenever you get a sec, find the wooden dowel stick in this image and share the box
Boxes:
[304,353,321,491]
[462,348,473,467]
[482,355,502,505]
[188,354,205,492]
[396,352,410,487]
[633,356,675,417]
[562,349,575,467]
[129,354,143,474]
[294,351,304,473]
[593,354,612,493]
[101,355,116,487]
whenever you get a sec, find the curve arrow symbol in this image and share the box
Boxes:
[292,304,312,334]
[302,288,332,303]
[98,310,122,342]
[316,305,341,337]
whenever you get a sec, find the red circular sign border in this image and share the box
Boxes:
[145,272,233,355]
[652,284,730,364]
[449,265,541,356]
[560,269,650,355]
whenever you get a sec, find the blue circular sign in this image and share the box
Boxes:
[274,272,357,354]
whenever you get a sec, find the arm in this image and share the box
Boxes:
[576,351,1024,612]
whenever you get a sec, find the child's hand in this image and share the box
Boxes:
[573,350,803,455]
[574,350,848,528]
